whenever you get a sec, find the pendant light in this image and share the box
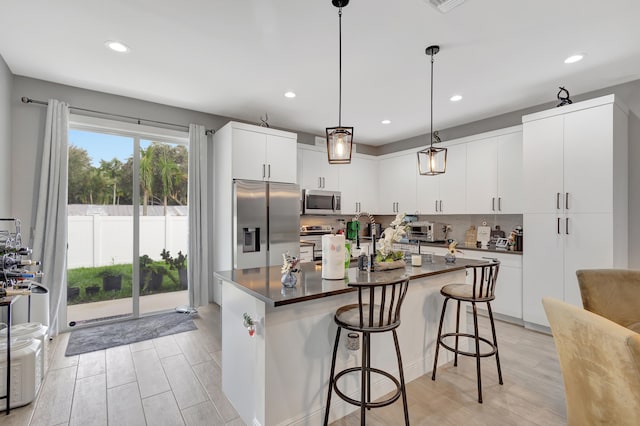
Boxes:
[417,45,447,175]
[326,0,353,164]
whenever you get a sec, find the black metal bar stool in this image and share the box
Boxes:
[431,261,503,403]
[323,277,410,426]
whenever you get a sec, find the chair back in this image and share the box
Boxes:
[576,269,640,331]
[351,278,410,332]
[543,297,640,425]
[467,261,500,300]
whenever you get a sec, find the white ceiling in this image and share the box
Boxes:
[1,0,640,146]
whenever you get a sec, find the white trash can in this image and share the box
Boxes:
[0,337,42,409]
[0,322,49,375]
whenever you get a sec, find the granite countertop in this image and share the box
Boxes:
[357,237,522,256]
[214,256,485,307]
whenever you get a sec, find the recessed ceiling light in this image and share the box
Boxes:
[105,41,130,53]
[284,91,296,98]
[564,54,584,64]
[450,94,463,102]
[381,119,391,125]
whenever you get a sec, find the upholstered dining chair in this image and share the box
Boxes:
[542,297,640,425]
[576,269,640,333]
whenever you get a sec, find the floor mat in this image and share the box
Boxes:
[65,311,197,356]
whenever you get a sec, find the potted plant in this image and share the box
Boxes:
[161,249,188,289]
[85,285,100,297]
[140,255,165,293]
[99,268,123,292]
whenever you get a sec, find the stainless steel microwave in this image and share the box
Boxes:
[302,189,341,215]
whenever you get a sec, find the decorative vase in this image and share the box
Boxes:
[444,252,456,264]
[374,259,406,271]
[281,271,298,288]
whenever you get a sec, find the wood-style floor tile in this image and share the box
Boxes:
[173,330,212,366]
[106,381,146,426]
[161,353,208,409]
[142,391,184,426]
[30,365,76,425]
[152,334,182,359]
[69,374,107,426]
[105,345,136,389]
[76,350,106,379]
[131,347,171,398]
[191,360,238,423]
[181,401,224,426]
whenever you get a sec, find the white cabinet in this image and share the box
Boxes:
[466,130,522,214]
[522,95,628,328]
[298,148,340,191]
[378,152,417,215]
[416,143,466,214]
[340,156,378,215]
[226,123,297,183]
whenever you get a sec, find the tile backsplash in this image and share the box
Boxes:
[301,214,523,244]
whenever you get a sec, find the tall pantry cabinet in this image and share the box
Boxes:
[522,95,628,328]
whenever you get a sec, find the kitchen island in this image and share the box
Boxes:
[214,257,483,426]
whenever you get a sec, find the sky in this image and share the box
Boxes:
[68,129,152,167]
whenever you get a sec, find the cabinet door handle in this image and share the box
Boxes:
[565,217,569,235]
[565,192,569,210]
[439,200,443,212]
[268,164,271,178]
[318,177,321,188]
[498,197,502,211]
[557,217,561,235]
[322,177,325,188]
[262,164,266,179]
[492,197,495,211]
[556,192,561,210]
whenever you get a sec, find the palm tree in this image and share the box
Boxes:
[159,150,180,216]
[140,146,154,216]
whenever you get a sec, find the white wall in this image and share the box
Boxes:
[0,54,12,216]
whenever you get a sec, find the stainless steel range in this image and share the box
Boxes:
[300,225,333,260]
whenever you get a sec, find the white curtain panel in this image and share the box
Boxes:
[188,124,209,307]
[31,99,69,337]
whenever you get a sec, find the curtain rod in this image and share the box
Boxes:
[20,96,215,135]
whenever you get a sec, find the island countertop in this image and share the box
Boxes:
[214,256,485,307]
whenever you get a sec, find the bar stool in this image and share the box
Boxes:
[323,277,410,426]
[431,261,502,403]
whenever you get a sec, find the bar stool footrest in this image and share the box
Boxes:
[439,332,497,358]
[333,366,402,409]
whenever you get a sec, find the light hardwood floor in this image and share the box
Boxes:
[4,304,243,426]
[4,305,567,425]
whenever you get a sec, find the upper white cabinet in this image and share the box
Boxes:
[220,122,297,183]
[416,143,467,214]
[466,129,523,214]
[521,95,628,328]
[340,156,378,215]
[378,152,417,215]
[298,148,340,191]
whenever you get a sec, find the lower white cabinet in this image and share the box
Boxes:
[419,246,523,321]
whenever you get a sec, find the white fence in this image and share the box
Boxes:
[67,216,188,268]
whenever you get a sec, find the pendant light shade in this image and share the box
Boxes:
[417,45,447,175]
[326,0,353,164]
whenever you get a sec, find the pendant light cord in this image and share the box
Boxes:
[338,7,343,127]
[430,51,434,147]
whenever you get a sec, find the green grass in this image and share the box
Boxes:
[66,262,184,305]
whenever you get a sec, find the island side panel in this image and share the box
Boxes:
[221,278,267,426]
[263,269,466,425]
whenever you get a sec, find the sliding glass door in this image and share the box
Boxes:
[65,117,188,328]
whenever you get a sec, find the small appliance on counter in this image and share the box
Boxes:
[408,221,447,242]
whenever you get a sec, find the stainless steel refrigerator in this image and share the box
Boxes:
[233,180,300,269]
